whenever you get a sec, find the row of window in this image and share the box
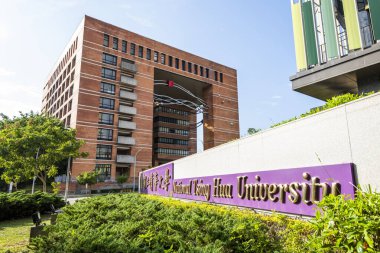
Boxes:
[98,128,113,141]
[154,116,189,126]
[100,97,115,110]
[154,106,190,116]
[100,82,115,95]
[96,144,112,160]
[99,112,114,125]
[47,37,78,89]
[155,126,189,136]
[103,34,224,82]
[156,137,189,146]
[95,164,111,181]
[155,148,189,156]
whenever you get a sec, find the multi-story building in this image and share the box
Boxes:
[41,15,239,190]
[289,0,380,100]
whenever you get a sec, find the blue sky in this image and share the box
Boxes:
[0,0,323,135]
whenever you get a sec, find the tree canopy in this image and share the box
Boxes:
[0,112,87,192]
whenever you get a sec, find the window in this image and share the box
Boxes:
[188,62,192,73]
[205,68,209,78]
[154,116,189,126]
[103,34,109,47]
[100,82,115,94]
[101,68,116,80]
[102,53,117,65]
[122,40,127,53]
[182,60,186,71]
[157,137,189,146]
[168,56,173,67]
[96,145,112,160]
[95,164,111,181]
[161,53,166,64]
[155,126,189,136]
[100,97,115,110]
[98,128,113,140]
[194,64,198,75]
[146,48,151,60]
[214,71,218,81]
[138,46,144,58]
[200,66,204,76]
[113,37,118,50]
[154,51,158,62]
[130,43,135,55]
[99,113,114,125]
[154,148,189,156]
[220,73,223,83]
[175,58,179,69]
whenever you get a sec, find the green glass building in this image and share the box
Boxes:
[290,0,380,100]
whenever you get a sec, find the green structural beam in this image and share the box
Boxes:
[368,0,380,41]
[291,0,307,71]
[342,0,362,50]
[321,0,339,59]
[302,0,319,67]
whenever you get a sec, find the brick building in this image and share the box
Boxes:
[41,15,239,190]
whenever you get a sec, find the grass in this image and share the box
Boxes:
[0,215,50,253]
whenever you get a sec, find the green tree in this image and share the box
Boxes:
[247,128,261,135]
[76,171,97,193]
[0,112,87,192]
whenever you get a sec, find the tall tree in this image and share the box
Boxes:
[0,112,87,192]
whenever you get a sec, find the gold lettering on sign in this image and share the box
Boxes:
[213,178,233,199]
[194,180,211,201]
[268,184,279,202]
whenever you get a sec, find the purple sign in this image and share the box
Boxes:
[140,163,173,197]
[141,163,356,216]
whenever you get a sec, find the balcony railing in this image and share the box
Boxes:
[120,90,137,101]
[119,105,137,115]
[118,120,136,130]
[120,75,137,87]
[121,61,137,73]
[117,155,135,164]
[118,136,136,145]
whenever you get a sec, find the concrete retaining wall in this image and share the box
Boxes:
[172,93,380,190]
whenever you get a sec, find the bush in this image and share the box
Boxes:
[116,175,128,184]
[271,92,374,128]
[30,194,312,252]
[0,191,65,221]
[308,187,380,252]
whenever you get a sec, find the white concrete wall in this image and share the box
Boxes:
[173,93,380,190]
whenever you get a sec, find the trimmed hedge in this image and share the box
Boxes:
[30,194,313,253]
[0,191,65,221]
[30,189,380,252]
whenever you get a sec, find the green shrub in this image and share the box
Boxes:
[116,175,128,184]
[271,92,374,128]
[308,187,380,252]
[0,191,65,221]
[30,194,312,252]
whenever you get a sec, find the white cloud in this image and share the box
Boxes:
[0,24,9,40]
[0,81,41,117]
[125,14,154,28]
[0,67,15,76]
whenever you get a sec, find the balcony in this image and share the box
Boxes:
[118,120,136,130]
[117,155,135,164]
[120,75,137,87]
[118,136,136,145]
[120,90,137,101]
[119,105,136,115]
[121,61,137,73]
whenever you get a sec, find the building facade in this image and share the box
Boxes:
[41,16,239,189]
[289,0,380,100]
